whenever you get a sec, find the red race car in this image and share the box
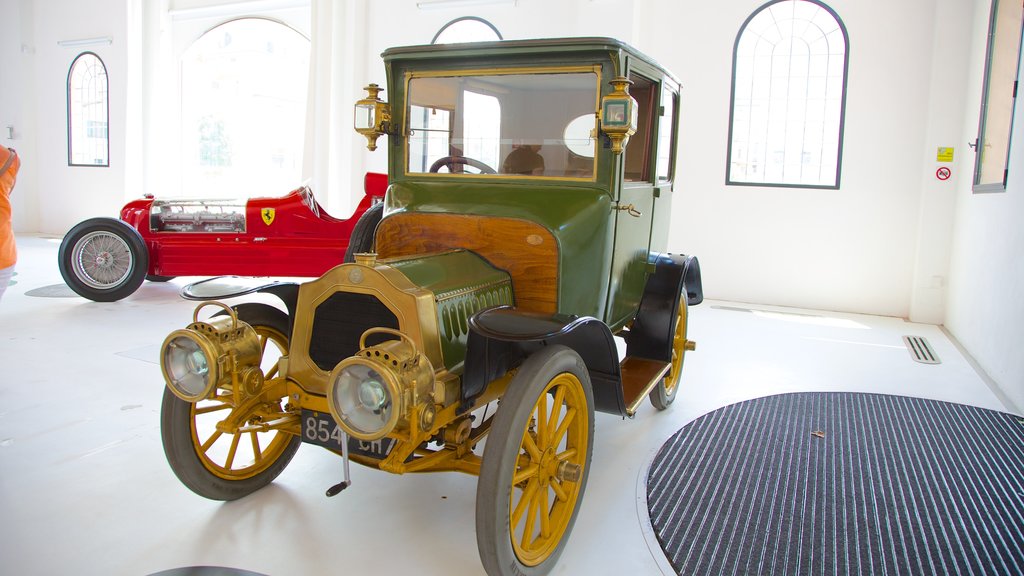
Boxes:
[58,173,386,302]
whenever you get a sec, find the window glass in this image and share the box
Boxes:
[657,86,678,182]
[406,71,598,179]
[180,18,309,198]
[564,114,596,158]
[463,91,502,170]
[68,52,109,166]
[727,0,848,188]
[624,75,656,183]
[432,17,502,44]
[409,105,452,172]
[973,0,1023,192]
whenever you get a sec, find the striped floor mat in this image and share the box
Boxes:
[646,392,1024,575]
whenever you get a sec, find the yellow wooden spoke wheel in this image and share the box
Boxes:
[649,297,692,410]
[477,345,594,575]
[160,303,300,500]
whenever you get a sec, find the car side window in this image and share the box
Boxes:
[656,85,678,183]
[624,74,656,183]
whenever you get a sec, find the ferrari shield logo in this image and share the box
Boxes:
[261,208,275,226]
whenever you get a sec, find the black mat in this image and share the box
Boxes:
[647,392,1024,575]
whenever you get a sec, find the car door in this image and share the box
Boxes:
[605,74,679,330]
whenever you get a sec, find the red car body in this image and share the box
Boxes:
[58,173,386,301]
[121,174,385,278]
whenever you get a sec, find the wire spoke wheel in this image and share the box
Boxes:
[477,345,594,576]
[72,231,133,289]
[58,218,148,301]
[161,304,300,500]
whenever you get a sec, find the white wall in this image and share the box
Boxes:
[0,0,40,235]
[632,0,975,320]
[33,0,129,235]
[946,1,1024,412]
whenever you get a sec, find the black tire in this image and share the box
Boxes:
[146,275,175,282]
[161,303,300,501]
[649,298,689,411]
[343,201,384,263]
[58,217,148,302]
[476,345,595,576]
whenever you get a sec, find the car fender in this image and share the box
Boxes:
[625,253,702,365]
[463,306,626,415]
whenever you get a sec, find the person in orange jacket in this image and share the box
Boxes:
[0,146,20,302]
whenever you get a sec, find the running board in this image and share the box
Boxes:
[620,357,672,416]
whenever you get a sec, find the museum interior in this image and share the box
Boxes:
[1,0,1022,575]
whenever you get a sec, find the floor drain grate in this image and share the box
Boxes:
[903,335,941,364]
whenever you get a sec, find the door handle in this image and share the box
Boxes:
[616,203,642,217]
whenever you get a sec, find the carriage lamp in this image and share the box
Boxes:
[327,328,434,441]
[160,302,262,402]
[354,83,392,151]
[599,76,638,154]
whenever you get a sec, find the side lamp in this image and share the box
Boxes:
[354,83,392,151]
[599,76,638,154]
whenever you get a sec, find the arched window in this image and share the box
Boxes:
[180,18,309,197]
[727,0,849,188]
[432,16,502,44]
[67,52,109,167]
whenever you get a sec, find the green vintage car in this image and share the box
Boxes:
[159,37,703,576]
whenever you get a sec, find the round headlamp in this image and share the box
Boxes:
[327,358,401,441]
[160,302,263,403]
[161,328,219,401]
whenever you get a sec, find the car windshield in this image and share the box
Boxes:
[405,69,599,179]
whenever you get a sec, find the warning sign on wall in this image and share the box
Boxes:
[937,147,954,162]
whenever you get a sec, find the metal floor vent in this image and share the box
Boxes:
[903,335,941,364]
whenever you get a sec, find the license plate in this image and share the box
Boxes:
[300,409,393,459]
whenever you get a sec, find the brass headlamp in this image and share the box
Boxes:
[600,76,638,154]
[160,302,263,402]
[354,83,391,151]
[327,328,434,441]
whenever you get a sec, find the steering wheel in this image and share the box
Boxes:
[300,186,320,218]
[429,156,496,174]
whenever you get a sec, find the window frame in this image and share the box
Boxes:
[67,51,110,167]
[176,16,311,198]
[972,0,1024,194]
[401,65,603,182]
[656,82,680,184]
[725,0,850,189]
[431,16,503,44]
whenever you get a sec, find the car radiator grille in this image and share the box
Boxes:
[309,292,400,371]
[438,282,514,342]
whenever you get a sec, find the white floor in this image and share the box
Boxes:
[0,235,1014,576]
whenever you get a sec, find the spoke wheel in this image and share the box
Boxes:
[477,345,594,576]
[58,218,148,301]
[161,303,300,500]
[649,297,689,410]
